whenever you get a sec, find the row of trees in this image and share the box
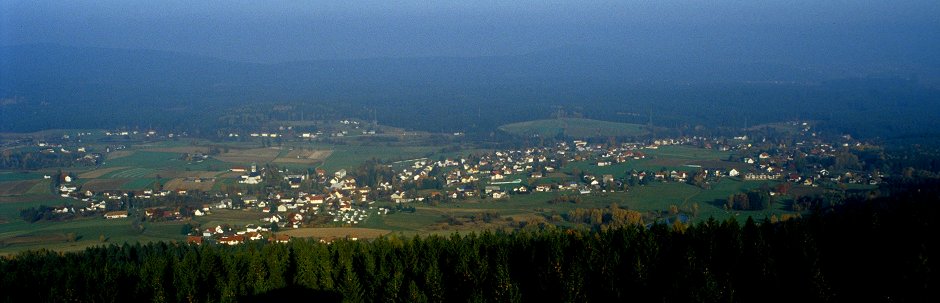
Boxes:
[565,204,645,230]
[726,190,774,211]
[0,150,96,170]
[1,184,934,302]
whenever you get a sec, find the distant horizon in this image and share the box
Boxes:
[0,42,586,64]
[3,0,938,65]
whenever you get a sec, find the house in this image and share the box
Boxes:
[288,177,302,189]
[218,235,244,245]
[245,232,263,241]
[271,234,291,243]
[307,195,325,204]
[291,213,304,223]
[194,209,206,216]
[492,191,508,199]
[535,184,553,192]
[104,211,128,219]
[484,186,501,194]
[788,173,802,182]
[242,196,259,205]
[338,200,353,211]
[240,172,262,184]
[728,168,740,177]
[186,236,204,245]
[672,171,689,181]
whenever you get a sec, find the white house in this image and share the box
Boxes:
[104,211,128,219]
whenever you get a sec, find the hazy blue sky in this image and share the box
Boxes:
[2,0,938,63]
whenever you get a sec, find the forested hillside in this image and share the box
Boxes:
[1,182,935,302]
[3,45,939,140]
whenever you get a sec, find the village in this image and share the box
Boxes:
[18,119,888,245]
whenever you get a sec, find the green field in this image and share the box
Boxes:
[0,194,73,234]
[316,144,443,171]
[25,180,54,195]
[499,118,648,138]
[643,145,732,160]
[0,218,186,254]
[121,178,157,190]
[0,171,45,182]
[104,151,229,170]
[194,209,268,228]
[105,167,155,178]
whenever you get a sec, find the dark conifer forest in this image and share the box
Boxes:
[1,182,934,302]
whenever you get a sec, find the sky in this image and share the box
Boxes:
[2,0,939,64]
